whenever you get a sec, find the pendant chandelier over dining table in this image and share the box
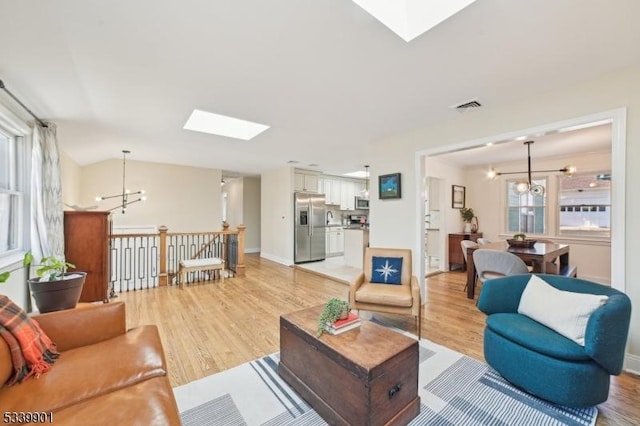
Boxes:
[487,141,576,196]
[95,150,146,214]
[362,165,370,199]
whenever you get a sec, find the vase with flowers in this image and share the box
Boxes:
[460,207,476,233]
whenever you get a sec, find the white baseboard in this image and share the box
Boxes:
[245,247,260,253]
[260,252,293,266]
[624,353,640,375]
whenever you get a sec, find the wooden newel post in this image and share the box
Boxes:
[222,222,229,264]
[159,225,169,286]
[236,225,246,277]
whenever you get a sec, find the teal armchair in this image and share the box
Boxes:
[477,274,631,407]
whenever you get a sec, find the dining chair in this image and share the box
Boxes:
[472,249,530,283]
[460,240,480,292]
[477,238,492,245]
[460,240,479,267]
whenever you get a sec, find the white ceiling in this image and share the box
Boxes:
[1,1,639,177]
[433,123,612,167]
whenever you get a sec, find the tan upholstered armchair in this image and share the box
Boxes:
[349,247,421,338]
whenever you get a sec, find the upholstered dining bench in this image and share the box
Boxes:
[179,257,225,288]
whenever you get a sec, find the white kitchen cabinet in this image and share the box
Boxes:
[330,179,342,205]
[326,227,345,256]
[335,228,344,253]
[322,179,334,202]
[340,181,356,210]
[294,171,319,192]
[315,175,365,207]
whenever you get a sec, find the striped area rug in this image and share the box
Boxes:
[174,338,597,426]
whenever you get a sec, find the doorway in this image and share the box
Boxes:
[425,177,443,276]
[416,108,626,293]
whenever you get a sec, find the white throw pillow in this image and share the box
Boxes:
[517,275,608,346]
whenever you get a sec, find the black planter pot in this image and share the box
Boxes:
[28,272,86,313]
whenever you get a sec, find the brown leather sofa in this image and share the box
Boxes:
[0,302,181,425]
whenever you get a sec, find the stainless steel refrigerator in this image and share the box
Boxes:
[294,192,326,263]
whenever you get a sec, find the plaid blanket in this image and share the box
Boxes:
[0,295,59,385]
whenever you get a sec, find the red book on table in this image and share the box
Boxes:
[330,312,360,329]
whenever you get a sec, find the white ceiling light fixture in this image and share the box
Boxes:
[183,109,270,140]
[352,0,478,42]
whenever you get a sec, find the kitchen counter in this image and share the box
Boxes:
[344,228,369,269]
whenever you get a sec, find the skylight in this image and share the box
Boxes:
[183,109,269,140]
[352,0,477,42]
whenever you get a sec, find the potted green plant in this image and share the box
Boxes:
[317,298,351,337]
[460,207,475,232]
[28,256,86,313]
[0,252,86,313]
[0,252,34,284]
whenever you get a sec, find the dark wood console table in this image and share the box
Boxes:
[448,232,483,271]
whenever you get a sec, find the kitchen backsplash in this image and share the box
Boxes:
[326,209,368,226]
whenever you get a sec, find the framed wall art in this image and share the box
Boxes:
[452,185,465,209]
[379,173,401,199]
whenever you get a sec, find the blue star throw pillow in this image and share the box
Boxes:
[371,256,403,285]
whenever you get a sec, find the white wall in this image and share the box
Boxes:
[370,64,640,366]
[242,177,261,252]
[224,177,261,252]
[60,151,81,206]
[424,157,466,270]
[260,167,294,265]
[225,178,244,228]
[77,159,222,232]
[1,267,30,310]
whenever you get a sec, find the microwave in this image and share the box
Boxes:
[355,196,369,210]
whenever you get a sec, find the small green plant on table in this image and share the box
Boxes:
[317,298,351,337]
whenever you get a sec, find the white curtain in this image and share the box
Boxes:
[30,122,64,261]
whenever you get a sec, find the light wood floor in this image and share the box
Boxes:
[118,254,639,425]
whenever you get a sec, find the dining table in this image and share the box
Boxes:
[465,240,570,299]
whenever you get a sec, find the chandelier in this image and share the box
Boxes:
[96,150,146,213]
[487,141,576,196]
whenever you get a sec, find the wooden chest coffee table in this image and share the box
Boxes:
[279,305,420,426]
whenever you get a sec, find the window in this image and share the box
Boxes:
[559,172,611,239]
[0,107,29,263]
[0,129,20,254]
[506,178,546,234]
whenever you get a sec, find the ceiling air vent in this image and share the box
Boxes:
[451,99,482,112]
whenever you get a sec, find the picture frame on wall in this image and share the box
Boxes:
[452,185,465,209]
[379,173,402,199]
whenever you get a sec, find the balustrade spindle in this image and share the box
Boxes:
[110,224,245,293]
